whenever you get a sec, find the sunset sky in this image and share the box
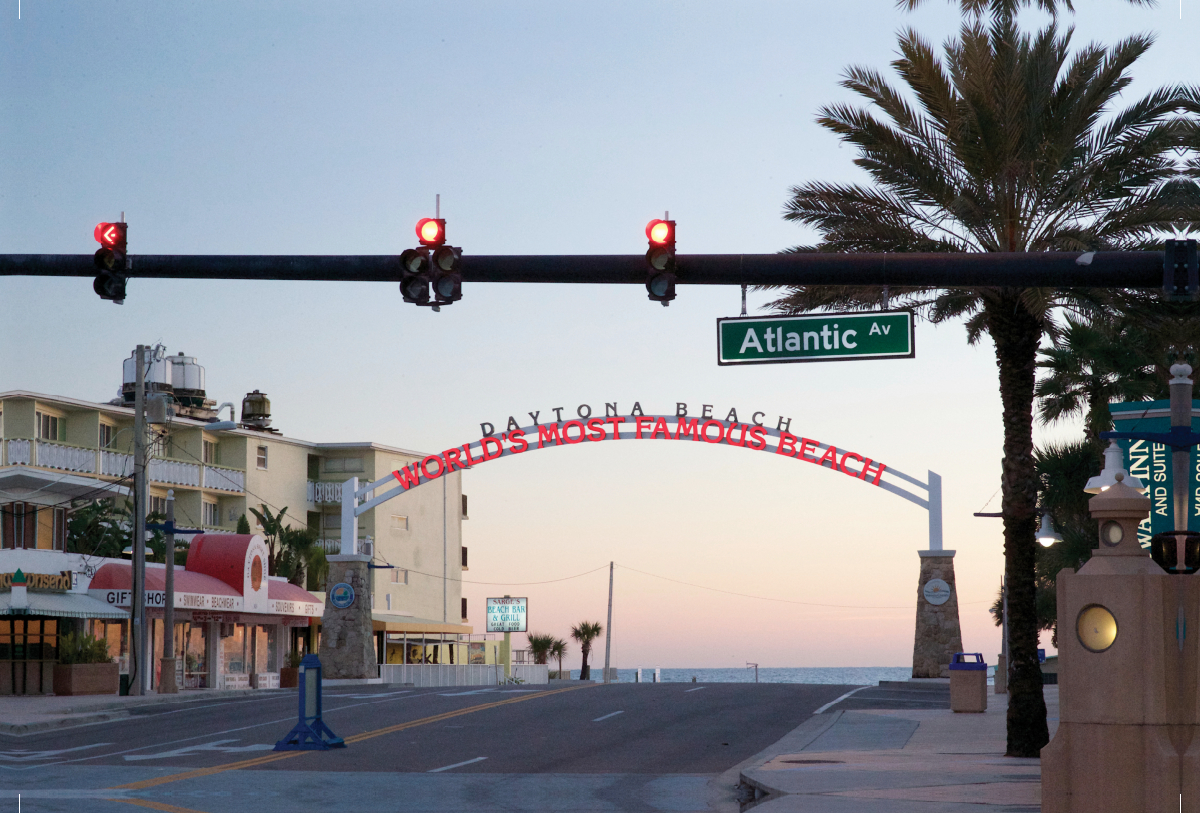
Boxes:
[4,0,1192,669]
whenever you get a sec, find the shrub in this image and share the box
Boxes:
[58,632,113,665]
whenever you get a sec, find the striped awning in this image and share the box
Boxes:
[0,592,129,619]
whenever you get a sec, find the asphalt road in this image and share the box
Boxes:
[0,682,856,813]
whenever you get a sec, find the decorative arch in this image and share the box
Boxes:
[336,415,943,553]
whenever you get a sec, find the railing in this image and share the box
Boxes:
[102,450,133,477]
[6,439,31,466]
[307,480,341,504]
[204,465,244,492]
[148,458,200,487]
[36,441,96,474]
[378,664,548,687]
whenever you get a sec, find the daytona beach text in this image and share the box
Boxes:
[387,405,887,493]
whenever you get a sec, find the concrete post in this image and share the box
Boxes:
[159,490,178,694]
[911,550,963,678]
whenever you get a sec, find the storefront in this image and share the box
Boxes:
[89,534,321,691]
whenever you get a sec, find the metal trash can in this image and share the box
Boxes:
[949,652,987,713]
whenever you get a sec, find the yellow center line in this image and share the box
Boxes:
[108,685,588,791]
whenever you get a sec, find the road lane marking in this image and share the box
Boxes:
[812,686,870,714]
[326,691,413,699]
[124,740,274,761]
[0,744,112,761]
[108,684,590,790]
[427,756,487,772]
[684,687,707,692]
[108,799,208,813]
[592,711,624,722]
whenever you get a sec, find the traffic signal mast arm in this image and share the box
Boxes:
[0,250,1172,287]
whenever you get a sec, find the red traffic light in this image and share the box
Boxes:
[94,222,126,248]
[646,219,674,245]
[416,218,446,246]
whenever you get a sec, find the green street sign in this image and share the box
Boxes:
[717,310,915,366]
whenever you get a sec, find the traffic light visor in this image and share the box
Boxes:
[95,222,123,247]
[646,220,673,244]
[416,218,445,245]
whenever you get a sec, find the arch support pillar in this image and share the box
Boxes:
[912,550,963,678]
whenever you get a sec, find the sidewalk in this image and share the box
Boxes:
[0,688,288,735]
[739,685,1058,812]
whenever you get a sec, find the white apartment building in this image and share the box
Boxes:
[0,348,472,693]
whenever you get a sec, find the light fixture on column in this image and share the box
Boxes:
[1084,440,1145,494]
[1037,512,1063,547]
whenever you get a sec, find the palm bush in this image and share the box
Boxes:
[58,632,113,665]
[527,633,555,665]
[570,622,603,680]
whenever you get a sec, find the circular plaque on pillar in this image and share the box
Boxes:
[330,582,356,609]
[923,578,951,605]
[1077,604,1117,652]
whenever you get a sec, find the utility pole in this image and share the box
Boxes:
[132,344,148,695]
[603,562,613,684]
[160,489,177,693]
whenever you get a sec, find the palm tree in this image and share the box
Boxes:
[527,633,555,665]
[768,17,1192,756]
[570,621,603,680]
[248,504,289,575]
[550,638,568,679]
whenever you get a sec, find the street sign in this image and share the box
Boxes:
[1112,399,1200,545]
[717,310,914,366]
[486,597,527,632]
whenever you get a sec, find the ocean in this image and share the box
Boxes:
[560,667,914,684]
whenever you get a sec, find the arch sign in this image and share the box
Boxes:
[335,403,945,556]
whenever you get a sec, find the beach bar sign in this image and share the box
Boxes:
[717,310,915,366]
[486,597,528,633]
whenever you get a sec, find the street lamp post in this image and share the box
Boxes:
[132,344,148,695]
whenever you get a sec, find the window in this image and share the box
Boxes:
[52,507,66,551]
[256,445,268,470]
[202,440,218,465]
[461,546,468,570]
[390,568,408,585]
[150,496,167,518]
[99,424,113,449]
[385,594,392,611]
[389,515,408,536]
[462,494,469,519]
[461,598,468,620]
[35,412,62,442]
[323,513,340,529]
[2,503,36,549]
[202,502,219,527]
[324,457,363,473]
[149,432,172,459]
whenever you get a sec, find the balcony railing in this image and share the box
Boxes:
[308,480,342,504]
[149,458,200,487]
[204,465,244,492]
[6,439,31,466]
[37,441,97,474]
[102,450,133,477]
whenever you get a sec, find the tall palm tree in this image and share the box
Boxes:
[768,17,1192,756]
[550,638,568,679]
[570,621,603,680]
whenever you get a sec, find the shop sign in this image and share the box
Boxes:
[486,597,527,633]
[329,583,355,609]
[0,571,72,592]
[716,310,915,365]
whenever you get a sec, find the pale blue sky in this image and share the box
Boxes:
[2,0,1195,668]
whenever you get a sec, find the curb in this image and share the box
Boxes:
[0,710,131,736]
[737,710,845,801]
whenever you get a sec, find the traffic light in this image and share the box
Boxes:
[93,221,128,303]
[645,218,676,306]
[401,217,462,310]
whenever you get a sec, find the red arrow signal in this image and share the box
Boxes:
[94,223,122,247]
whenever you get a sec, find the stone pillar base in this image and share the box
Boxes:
[994,654,1007,694]
[319,555,377,680]
[912,550,963,679]
[158,658,178,694]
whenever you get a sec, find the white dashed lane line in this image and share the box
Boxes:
[592,711,624,722]
[428,756,487,773]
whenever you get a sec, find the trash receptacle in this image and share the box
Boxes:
[949,653,987,713]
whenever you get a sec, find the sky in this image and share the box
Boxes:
[2,0,1196,670]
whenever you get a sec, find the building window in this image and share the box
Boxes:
[390,568,408,585]
[325,457,363,473]
[52,507,66,551]
[2,503,36,549]
[150,496,167,518]
[35,412,63,442]
[389,515,408,536]
[149,432,172,459]
[202,502,219,527]
[202,440,218,465]
[461,598,468,620]
[462,494,468,519]
[385,594,392,611]
[256,445,268,470]
[99,424,113,449]
[323,513,340,529]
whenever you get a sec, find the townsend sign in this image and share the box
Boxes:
[335,406,947,552]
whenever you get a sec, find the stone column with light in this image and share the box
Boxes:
[318,477,377,680]
[1041,472,1176,812]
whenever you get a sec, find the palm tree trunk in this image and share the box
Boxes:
[987,293,1050,758]
[581,646,590,680]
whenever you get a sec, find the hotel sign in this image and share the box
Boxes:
[486,597,527,633]
[1113,400,1200,545]
[717,310,915,365]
